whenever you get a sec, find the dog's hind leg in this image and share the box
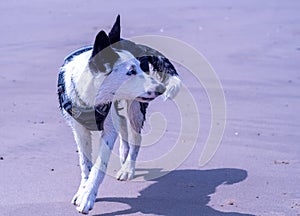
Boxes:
[70,122,93,206]
[75,117,118,214]
[116,100,144,181]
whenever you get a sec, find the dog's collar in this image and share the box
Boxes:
[58,63,111,131]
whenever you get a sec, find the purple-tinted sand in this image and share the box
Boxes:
[0,0,299,215]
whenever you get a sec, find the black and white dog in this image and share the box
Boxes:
[58,15,180,214]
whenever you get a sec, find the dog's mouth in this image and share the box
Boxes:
[136,96,155,102]
[136,90,165,102]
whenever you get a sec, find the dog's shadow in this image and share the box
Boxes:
[94,168,254,216]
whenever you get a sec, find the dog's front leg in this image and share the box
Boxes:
[71,122,93,206]
[75,129,117,214]
[117,104,130,165]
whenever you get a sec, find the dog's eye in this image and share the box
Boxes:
[126,66,137,76]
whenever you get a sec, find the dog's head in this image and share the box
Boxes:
[90,16,165,105]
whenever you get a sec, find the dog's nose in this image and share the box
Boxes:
[154,91,163,96]
[155,84,166,96]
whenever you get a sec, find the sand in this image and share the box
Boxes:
[0,0,299,215]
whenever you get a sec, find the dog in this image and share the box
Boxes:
[58,15,181,214]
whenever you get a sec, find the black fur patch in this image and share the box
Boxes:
[95,103,112,130]
[90,31,119,72]
[108,15,121,45]
[63,46,93,65]
[139,56,150,72]
[139,102,148,121]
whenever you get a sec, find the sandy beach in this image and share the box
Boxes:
[0,0,299,215]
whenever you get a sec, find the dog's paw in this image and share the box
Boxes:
[72,188,97,214]
[71,191,81,206]
[116,160,135,181]
[116,169,135,181]
[71,179,88,206]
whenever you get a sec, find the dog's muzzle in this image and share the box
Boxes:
[136,84,166,102]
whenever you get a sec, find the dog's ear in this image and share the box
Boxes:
[91,30,113,58]
[108,14,121,44]
[90,30,119,72]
